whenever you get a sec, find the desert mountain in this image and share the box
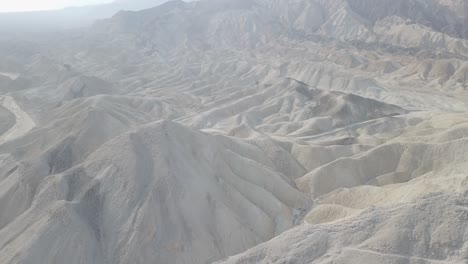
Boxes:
[0,120,309,264]
[0,0,467,263]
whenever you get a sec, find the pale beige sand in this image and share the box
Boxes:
[0,96,35,145]
[0,0,467,263]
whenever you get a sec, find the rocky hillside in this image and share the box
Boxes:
[0,0,467,263]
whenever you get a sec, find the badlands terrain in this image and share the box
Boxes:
[0,0,468,263]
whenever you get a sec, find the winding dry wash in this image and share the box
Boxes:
[0,0,467,263]
[0,96,36,145]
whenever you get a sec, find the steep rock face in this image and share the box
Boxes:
[89,0,467,56]
[93,0,285,51]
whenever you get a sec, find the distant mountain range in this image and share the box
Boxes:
[0,0,172,32]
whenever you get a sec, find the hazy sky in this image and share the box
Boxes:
[0,0,114,12]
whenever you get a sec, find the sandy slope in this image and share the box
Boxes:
[217,112,468,263]
[0,120,309,264]
[216,193,468,264]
